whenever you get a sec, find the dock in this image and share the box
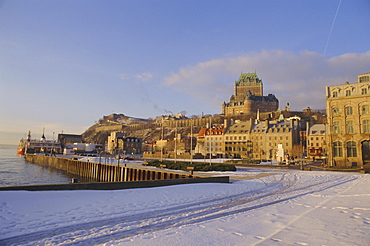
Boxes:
[25,154,195,182]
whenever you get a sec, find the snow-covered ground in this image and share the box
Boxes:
[0,168,369,245]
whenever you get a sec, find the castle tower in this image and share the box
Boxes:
[234,73,263,101]
[222,72,278,116]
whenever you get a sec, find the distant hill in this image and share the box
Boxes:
[82,114,151,144]
[81,113,201,145]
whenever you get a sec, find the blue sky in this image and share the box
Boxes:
[1,0,370,145]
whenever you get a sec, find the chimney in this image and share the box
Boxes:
[290,119,294,129]
[265,120,269,128]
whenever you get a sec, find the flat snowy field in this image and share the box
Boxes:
[0,168,369,246]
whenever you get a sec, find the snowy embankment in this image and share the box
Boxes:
[0,169,369,246]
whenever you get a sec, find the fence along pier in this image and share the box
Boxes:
[25,154,192,182]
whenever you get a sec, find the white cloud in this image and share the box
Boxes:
[118,72,154,82]
[135,72,154,81]
[162,50,370,111]
[118,73,129,80]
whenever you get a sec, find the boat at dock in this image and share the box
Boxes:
[17,131,62,155]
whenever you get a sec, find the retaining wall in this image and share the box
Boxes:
[0,176,230,191]
[25,154,192,182]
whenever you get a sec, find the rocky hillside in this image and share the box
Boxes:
[82,114,150,144]
[82,113,201,144]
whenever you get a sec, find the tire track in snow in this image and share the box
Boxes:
[254,174,364,246]
[0,172,359,246]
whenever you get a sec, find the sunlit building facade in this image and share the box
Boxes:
[326,72,370,171]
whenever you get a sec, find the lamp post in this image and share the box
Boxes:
[174,121,177,163]
[99,151,108,164]
[190,119,193,165]
[161,117,164,162]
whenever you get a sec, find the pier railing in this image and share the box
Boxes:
[25,154,192,182]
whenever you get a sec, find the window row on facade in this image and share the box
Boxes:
[332,141,357,157]
[331,86,369,97]
[332,104,369,116]
[332,119,370,134]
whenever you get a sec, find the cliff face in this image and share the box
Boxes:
[82,114,149,144]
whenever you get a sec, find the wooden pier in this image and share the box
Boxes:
[25,154,193,182]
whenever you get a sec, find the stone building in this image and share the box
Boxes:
[306,124,327,159]
[224,118,301,160]
[107,131,142,155]
[195,116,301,161]
[224,120,253,158]
[326,72,370,171]
[222,73,279,116]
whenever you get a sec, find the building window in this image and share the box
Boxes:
[362,105,369,115]
[363,120,370,133]
[359,76,370,83]
[332,107,340,116]
[345,106,353,115]
[333,141,343,157]
[362,88,368,95]
[346,141,357,157]
[345,90,352,96]
[332,91,338,97]
[346,121,354,134]
[333,122,340,134]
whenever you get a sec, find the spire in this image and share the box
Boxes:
[41,127,46,141]
[255,109,260,124]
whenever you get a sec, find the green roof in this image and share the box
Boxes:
[235,73,261,85]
